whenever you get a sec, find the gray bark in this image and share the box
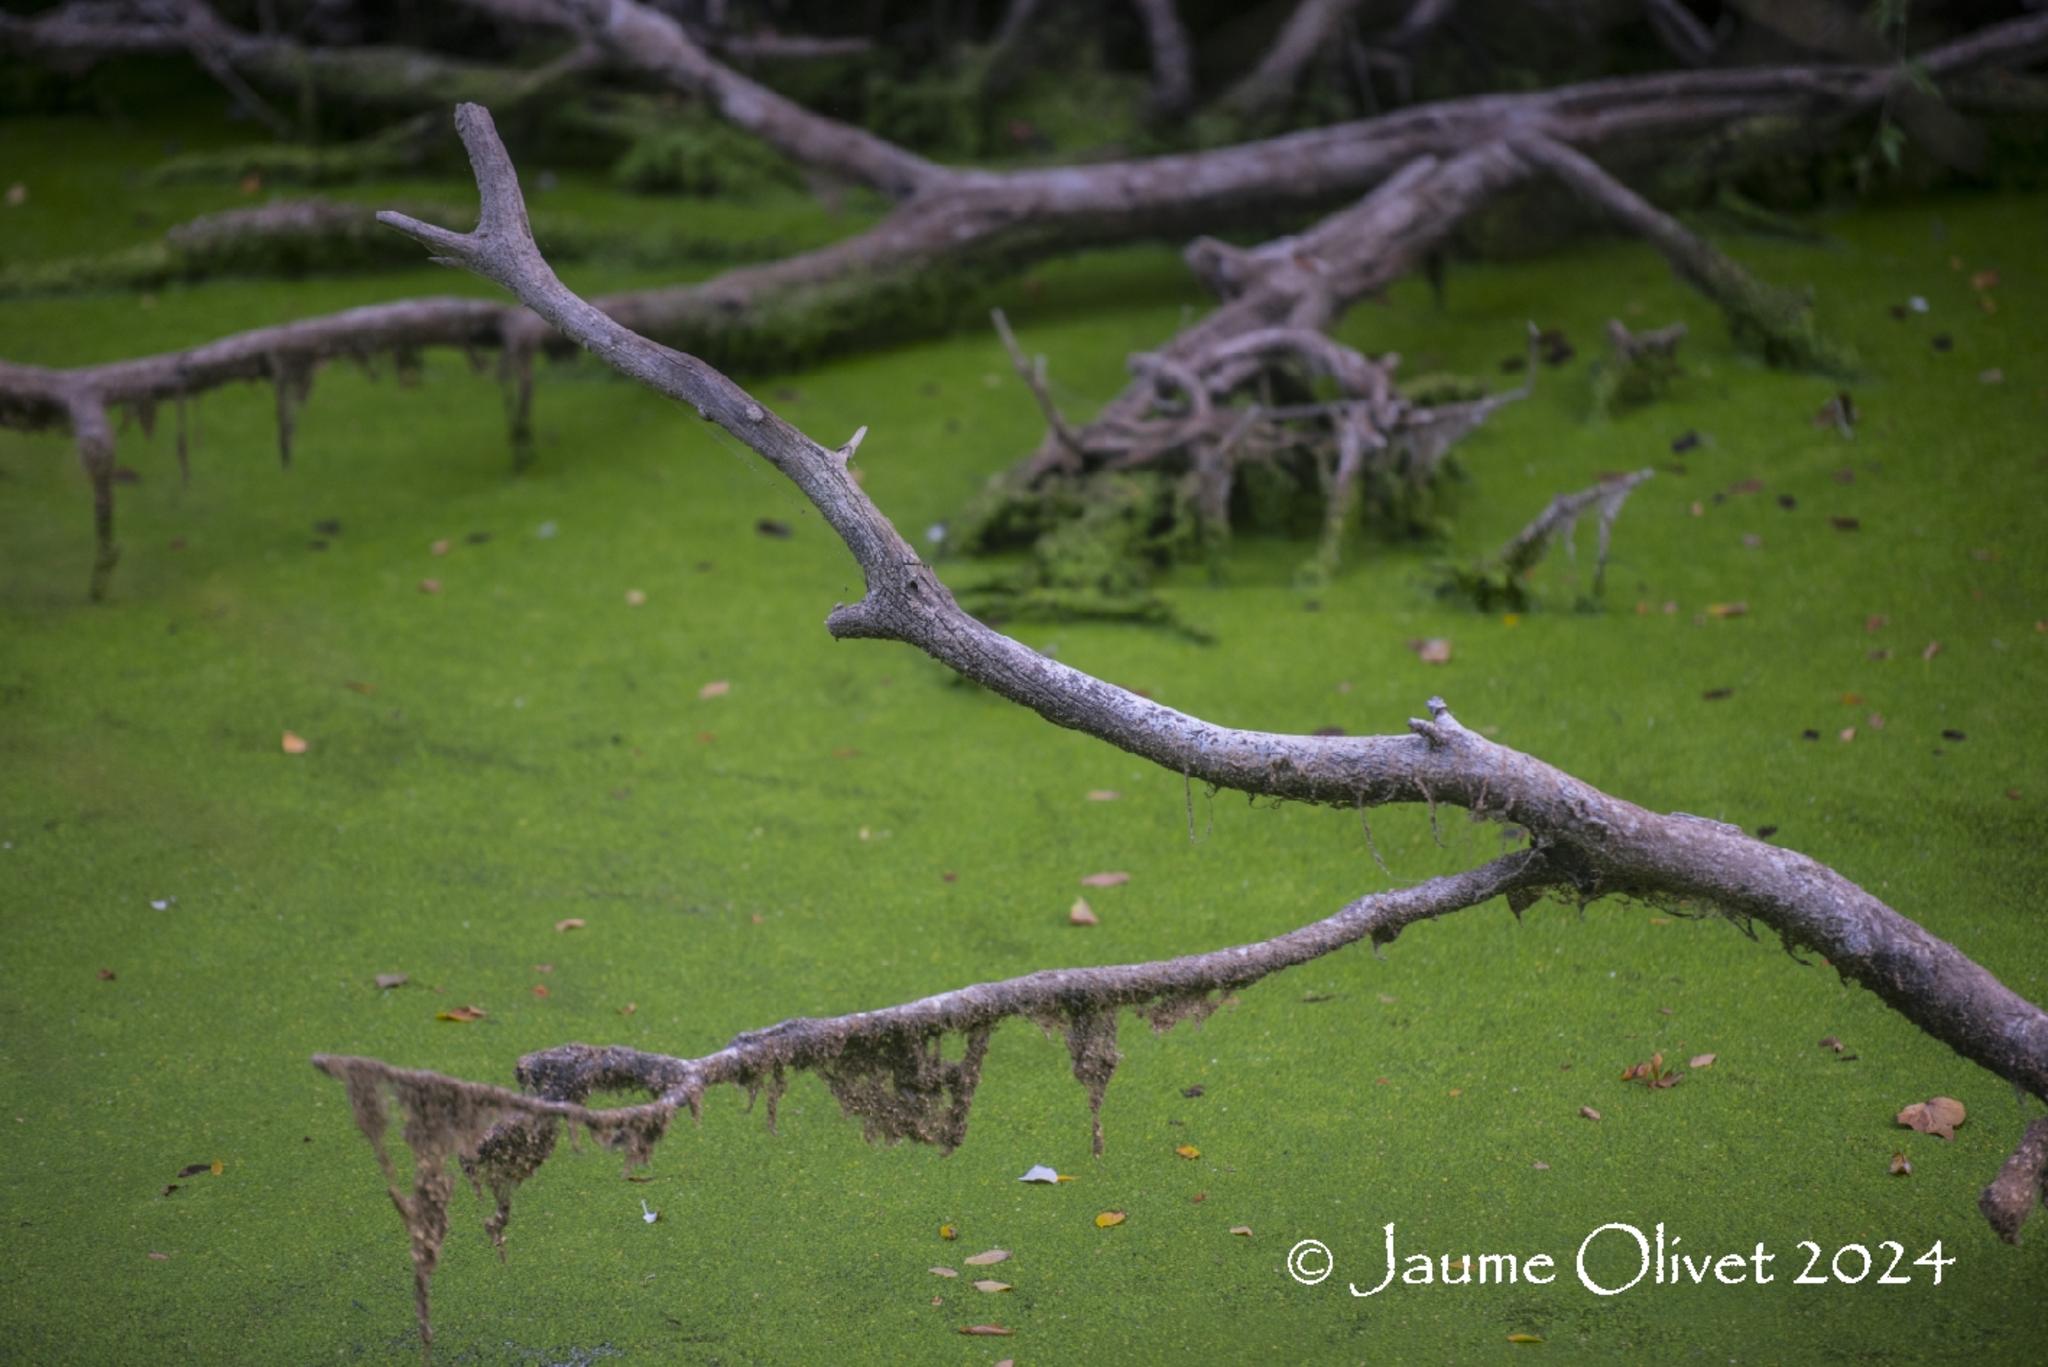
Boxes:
[326,109,2048,1292]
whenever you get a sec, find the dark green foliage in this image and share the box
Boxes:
[612,118,804,198]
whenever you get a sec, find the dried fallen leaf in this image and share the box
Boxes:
[624,588,647,607]
[1706,602,1749,618]
[1191,1191,1207,1203]
[1068,898,1098,927]
[436,1005,486,1022]
[373,972,409,990]
[959,1325,1013,1337]
[97,967,116,980]
[930,1266,958,1278]
[1229,1225,1253,1237]
[1896,1096,1967,1141]
[1410,637,1453,664]
[280,731,309,755]
[531,983,550,998]
[964,1249,1009,1266]
[1085,789,1120,801]
[1579,1106,1601,1121]
[175,1162,210,1178]
[1507,1333,1545,1344]
[418,578,442,595]
[938,1224,958,1241]
[344,680,375,695]
[697,679,730,699]
[972,1280,1012,1293]
[1890,1151,1913,1176]
[1175,1144,1201,1160]
[755,518,792,539]
[147,1252,169,1262]
[210,1159,223,1176]
[1095,1211,1127,1228]
[1921,640,1942,661]
[555,917,585,932]
[1820,1036,1845,1053]
[1839,727,1857,743]
[1080,871,1130,888]
[619,1002,637,1016]
[1688,1053,1717,1069]
[430,538,451,556]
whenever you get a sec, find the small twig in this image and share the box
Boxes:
[991,309,1086,461]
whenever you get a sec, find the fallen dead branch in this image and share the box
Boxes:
[307,104,2048,1347]
[3,8,2043,599]
[1439,468,1654,610]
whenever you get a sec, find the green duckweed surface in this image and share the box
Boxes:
[1,111,2045,1364]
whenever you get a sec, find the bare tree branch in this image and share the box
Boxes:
[7,13,2046,595]
[1643,0,1719,68]
[1514,134,1849,371]
[0,0,602,116]
[453,0,943,197]
[1981,1116,2048,1244]
[1130,0,1197,117]
[346,108,2048,1274]
[1219,0,1368,121]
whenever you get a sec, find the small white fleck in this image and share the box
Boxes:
[745,404,764,422]
[641,1199,659,1224]
[535,520,558,540]
[925,523,947,545]
[1907,295,1929,313]
[150,897,175,911]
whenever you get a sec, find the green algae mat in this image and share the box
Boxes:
[3,117,2046,1364]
